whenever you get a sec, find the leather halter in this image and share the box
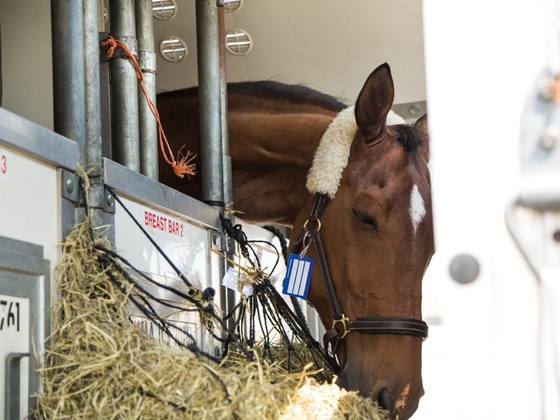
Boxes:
[292,193,429,371]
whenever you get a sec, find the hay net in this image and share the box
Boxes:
[33,187,389,420]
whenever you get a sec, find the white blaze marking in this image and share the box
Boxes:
[410,184,426,233]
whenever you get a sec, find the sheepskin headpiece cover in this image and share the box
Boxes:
[306,106,405,199]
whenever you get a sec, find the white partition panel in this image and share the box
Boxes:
[418,1,559,419]
[0,109,77,420]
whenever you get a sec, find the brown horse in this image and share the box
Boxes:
[157,63,434,419]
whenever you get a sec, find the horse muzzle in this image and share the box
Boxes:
[370,381,424,420]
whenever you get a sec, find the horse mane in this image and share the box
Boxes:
[390,125,428,158]
[157,80,347,114]
[227,80,348,113]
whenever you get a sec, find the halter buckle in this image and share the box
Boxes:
[332,314,351,339]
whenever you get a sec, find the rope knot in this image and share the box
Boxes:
[220,215,250,258]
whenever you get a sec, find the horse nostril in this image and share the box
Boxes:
[377,388,391,412]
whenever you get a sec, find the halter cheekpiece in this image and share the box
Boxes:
[292,194,428,371]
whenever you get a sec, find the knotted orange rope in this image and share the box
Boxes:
[102,35,196,178]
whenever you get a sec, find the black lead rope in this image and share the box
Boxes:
[102,187,254,361]
[219,216,336,375]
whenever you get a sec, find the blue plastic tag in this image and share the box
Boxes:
[283,253,314,299]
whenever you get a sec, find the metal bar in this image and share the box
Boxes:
[99,31,112,159]
[103,158,220,231]
[83,0,102,171]
[51,0,86,165]
[0,108,79,171]
[217,3,237,333]
[98,0,105,31]
[218,7,233,213]
[136,0,159,180]
[196,0,224,208]
[5,352,29,420]
[196,0,229,327]
[109,0,140,172]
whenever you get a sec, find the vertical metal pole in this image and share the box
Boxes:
[109,0,140,172]
[99,1,112,159]
[196,0,224,208]
[217,3,237,330]
[97,0,105,31]
[83,0,102,170]
[51,0,86,164]
[218,7,233,213]
[83,0,115,240]
[196,0,231,323]
[136,0,159,180]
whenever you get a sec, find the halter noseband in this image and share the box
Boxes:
[292,193,429,371]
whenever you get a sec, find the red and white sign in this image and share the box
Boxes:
[0,148,9,184]
[143,208,185,239]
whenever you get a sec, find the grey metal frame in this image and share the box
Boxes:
[109,0,141,172]
[0,107,79,171]
[136,0,159,180]
[0,236,51,420]
[51,0,86,164]
[196,0,225,208]
[84,0,103,170]
[103,158,220,231]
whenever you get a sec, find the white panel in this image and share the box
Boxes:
[539,267,560,419]
[114,197,210,287]
[0,147,59,288]
[114,197,219,352]
[418,1,555,419]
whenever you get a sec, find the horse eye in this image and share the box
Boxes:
[352,209,378,230]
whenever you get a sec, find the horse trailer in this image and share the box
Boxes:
[1,1,559,419]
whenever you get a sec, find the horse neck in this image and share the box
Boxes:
[228,106,337,226]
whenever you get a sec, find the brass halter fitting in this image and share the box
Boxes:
[303,218,321,231]
[332,314,351,339]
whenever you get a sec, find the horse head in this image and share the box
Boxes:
[291,63,434,419]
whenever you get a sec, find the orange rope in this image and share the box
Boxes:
[102,35,196,179]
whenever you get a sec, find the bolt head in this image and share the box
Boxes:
[409,104,421,115]
[66,178,74,193]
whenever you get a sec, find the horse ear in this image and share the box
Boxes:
[414,114,430,160]
[354,63,395,140]
[414,114,428,136]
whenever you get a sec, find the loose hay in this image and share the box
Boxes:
[34,215,389,420]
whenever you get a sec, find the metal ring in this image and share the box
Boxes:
[301,231,311,253]
[303,218,321,231]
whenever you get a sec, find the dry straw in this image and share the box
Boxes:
[34,213,388,420]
